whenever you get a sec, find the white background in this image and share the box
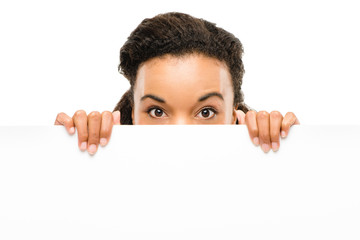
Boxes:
[1,125,360,239]
[0,0,359,125]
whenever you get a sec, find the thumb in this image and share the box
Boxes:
[235,110,246,125]
[112,110,121,125]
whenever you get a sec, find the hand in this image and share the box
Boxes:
[54,110,121,155]
[236,110,300,153]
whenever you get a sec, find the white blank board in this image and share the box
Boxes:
[0,125,359,240]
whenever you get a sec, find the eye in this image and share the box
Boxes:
[148,107,167,118]
[197,108,217,119]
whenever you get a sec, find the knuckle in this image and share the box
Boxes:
[101,124,112,136]
[88,132,99,141]
[100,129,110,139]
[56,112,64,118]
[56,112,72,126]
[250,127,258,136]
[249,110,257,114]
[100,128,108,137]
[270,111,282,119]
[89,111,101,119]
[78,132,88,141]
[102,111,113,121]
[282,122,290,130]
[101,120,112,131]
[285,112,295,118]
[259,130,269,139]
[55,113,64,124]
[102,110,112,116]
[257,111,269,120]
[246,110,257,117]
[74,110,86,118]
[270,129,280,139]
[83,133,89,140]
[260,136,270,143]
[259,129,270,142]
[258,110,268,116]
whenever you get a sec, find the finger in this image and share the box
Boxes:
[54,112,75,135]
[281,112,300,138]
[245,110,259,146]
[99,111,113,147]
[87,111,101,155]
[256,111,271,153]
[72,110,88,152]
[235,110,245,125]
[112,110,121,125]
[270,111,283,152]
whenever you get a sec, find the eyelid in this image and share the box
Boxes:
[198,105,219,114]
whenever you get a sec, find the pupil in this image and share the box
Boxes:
[155,109,163,117]
[202,109,209,117]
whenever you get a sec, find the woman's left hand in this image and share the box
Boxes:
[235,110,300,153]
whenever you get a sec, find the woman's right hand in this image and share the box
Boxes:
[54,110,121,155]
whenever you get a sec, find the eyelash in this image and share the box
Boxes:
[146,106,218,119]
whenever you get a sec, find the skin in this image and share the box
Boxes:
[132,53,236,125]
[55,53,299,155]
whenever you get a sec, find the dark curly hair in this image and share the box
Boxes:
[113,12,252,124]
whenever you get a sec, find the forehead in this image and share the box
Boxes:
[135,53,233,102]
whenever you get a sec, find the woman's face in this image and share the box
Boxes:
[132,53,237,125]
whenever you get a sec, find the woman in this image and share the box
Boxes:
[55,12,299,154]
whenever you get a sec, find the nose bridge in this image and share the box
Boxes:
[169,113,193,125]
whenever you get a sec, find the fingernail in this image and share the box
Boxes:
[262,144,270,153]
[69,127,75,134]
[253,137,259,146]
[272,142,279,152]
[281,131,286,138]
[88,144,97,155]
[100,138,107,146]
[80,142,87,151]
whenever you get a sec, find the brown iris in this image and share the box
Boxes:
[201,109,210,118]
[155,108,163,117]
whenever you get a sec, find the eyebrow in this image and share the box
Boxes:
[140,92,224,103]
[198,92,224,102]
[141,94,166,103]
